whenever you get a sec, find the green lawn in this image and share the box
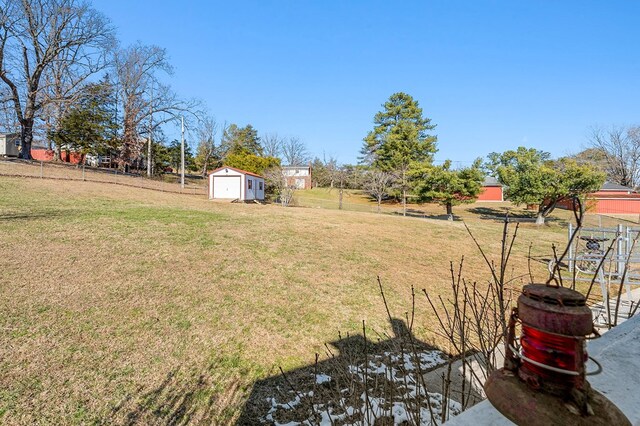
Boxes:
[0,176,577,424]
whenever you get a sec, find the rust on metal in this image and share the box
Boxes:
[484,283,631,425]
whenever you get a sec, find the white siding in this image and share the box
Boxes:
[0,134,19,156]
[212,176,241,199]
[243,176,265,200]
[209,168,243,199]
[256,178,265,200]
[208,167,265,201]
[282,167,310,177]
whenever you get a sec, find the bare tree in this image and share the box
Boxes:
[113,43,201,169]
[330,165,350,210]
[589,125,640,188]
[364,170,396,213]
[264,166,295,207]
[0,0,113,159]
[0,86,19,132]
[40,55,113,160]
[312,153,338,188]
[282,136,309,166]
[195,117,225,177]
[262,132,283,158]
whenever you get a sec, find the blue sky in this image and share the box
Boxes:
[93,0,640,165]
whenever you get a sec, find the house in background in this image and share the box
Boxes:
[282,165,312,189]
[477,176,504,201]
[585,182,640,214]
[31,147,84,164]
[208,166,265,201]
[0,133,20,157]
[556,182,640,214]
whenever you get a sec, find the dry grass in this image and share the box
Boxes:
[0,175,594,424]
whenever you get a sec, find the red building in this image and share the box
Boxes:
[31,148,83,164]
[586,182,640,214]
[477,177,504,201]
[556,182,640,214]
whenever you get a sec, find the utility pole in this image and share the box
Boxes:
[181,116,185,188]
[147,84,153,176]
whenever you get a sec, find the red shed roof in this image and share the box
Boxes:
[208,166,264,178]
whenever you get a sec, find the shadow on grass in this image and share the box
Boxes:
[467,207,565,225]
[390,208,462,221]
[109,361,246,425]
[0,210,63,221]
[236,318,479,425]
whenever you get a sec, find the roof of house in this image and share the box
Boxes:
[208,166,264,178]
[482,176,503,187]
[600,182,634,192]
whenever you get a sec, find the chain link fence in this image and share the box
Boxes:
[0,158,208,196]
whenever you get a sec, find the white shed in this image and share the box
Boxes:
[208,166,266,201]
[0,133,20,157]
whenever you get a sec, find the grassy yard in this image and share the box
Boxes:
[0,176,589,424]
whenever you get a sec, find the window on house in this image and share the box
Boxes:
[259,182,263,190]
[248,179,253,189]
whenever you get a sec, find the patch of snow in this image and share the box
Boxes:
[391,402,410,423]
[366,359,389,374]
[315,373,331,384]
[419,350,449,369]
[262,349,458,425]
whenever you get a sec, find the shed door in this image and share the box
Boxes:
[213,176,241,199]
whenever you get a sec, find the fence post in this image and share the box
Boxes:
[617,224,625,276]
[82,164,85,181]
[568,222,574,272]
[40,161,43,178]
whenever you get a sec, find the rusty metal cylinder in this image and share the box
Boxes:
[485,284,630,426]
[517,284,593,393]
[518,284,593,336]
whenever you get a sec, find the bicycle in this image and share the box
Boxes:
[548,235,610,275]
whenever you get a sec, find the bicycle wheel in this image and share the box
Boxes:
[548,259,568,274]
[574,254,602,274]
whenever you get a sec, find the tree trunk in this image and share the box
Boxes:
[535,211,546,225]
[18,119,34,160]
[377,196,382,213]
[45,118,53,151]
[402,169,407,216]
[52,115,63,161]
[201,161,208,178]
[446,202,453,221]
[339,188,344,210]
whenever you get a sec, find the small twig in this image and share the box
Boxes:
[527,242,535,284]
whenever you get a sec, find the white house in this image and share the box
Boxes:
[282,165,312,189]
[208,166,265,201]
